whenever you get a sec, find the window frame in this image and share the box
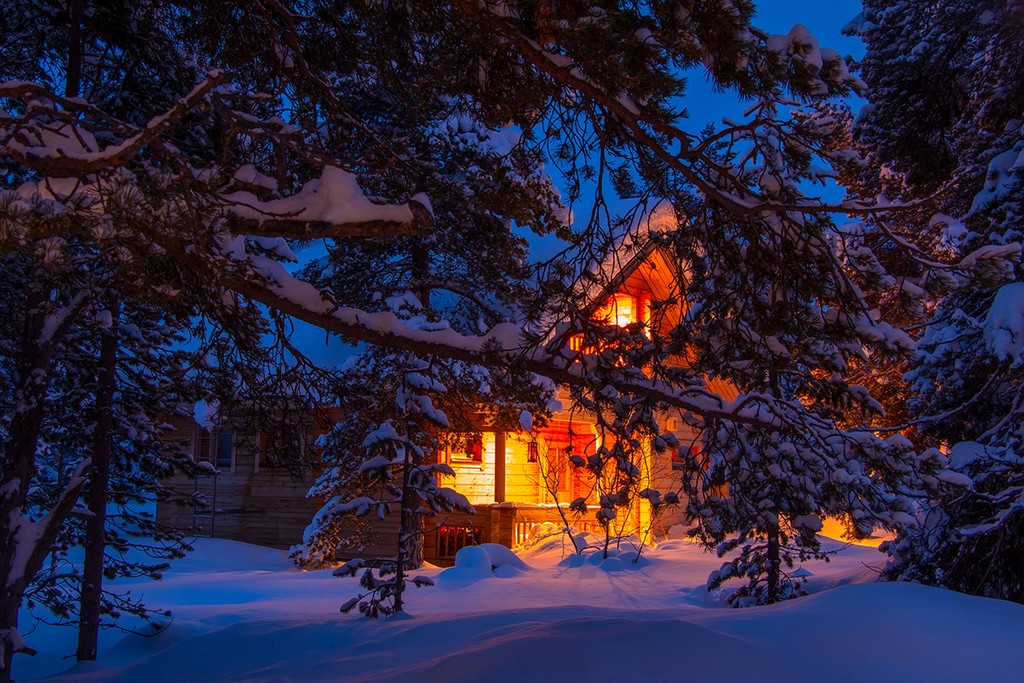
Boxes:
[193,426,235,473]
[446,433,485,468]
[569,290,653,355]
[671,443,700,471]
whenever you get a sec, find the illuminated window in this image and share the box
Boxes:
[671,444,699,470]
[569,291,653,356]
[449,434,483,463]
[592,292,651,331]
[553,446,573,495]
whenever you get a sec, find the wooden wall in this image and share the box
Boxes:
[445,432,548,505]
[157,418,319,550]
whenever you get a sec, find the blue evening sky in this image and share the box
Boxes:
[525,0,868,261]
[686,0,865,132]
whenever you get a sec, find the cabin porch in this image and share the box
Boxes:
[423,502,600,565]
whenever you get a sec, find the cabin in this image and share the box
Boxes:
[155,205,738,563]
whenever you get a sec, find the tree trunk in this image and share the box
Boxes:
[66,0,83,99]
[405,513,425,570]
[393,437,413,613]
[0,287,88,682]
[765,369,782,604]
[76,307,118,661]
[0,288,50,682]
[766,526,780,604]
[0,598,34,683]
[411,241,430,310]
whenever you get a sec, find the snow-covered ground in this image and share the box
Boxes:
[18,533,1023,683]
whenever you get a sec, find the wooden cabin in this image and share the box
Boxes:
[156,209,738,564]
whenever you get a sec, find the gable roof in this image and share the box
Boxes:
[567,202,739,403]
[568,200,687,326]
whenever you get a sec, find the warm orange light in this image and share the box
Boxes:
[594,293,638,327]
[819,517,894,547]
[568,291,653,357]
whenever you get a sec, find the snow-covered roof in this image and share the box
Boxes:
[577,200,679,307]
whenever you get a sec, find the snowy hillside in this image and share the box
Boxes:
[19,535,1023,683]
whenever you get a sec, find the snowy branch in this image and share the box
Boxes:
[219,167,432,239]
[219,252,838,432]
[5,459,91,592]
[2,72,227,174]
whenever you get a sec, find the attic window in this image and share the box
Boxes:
[569,291,653,355]
[593,292,651,330]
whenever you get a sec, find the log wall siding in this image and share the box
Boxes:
[156,419,320,550]
[446,432,546,505]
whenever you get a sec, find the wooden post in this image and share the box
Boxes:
[492,506,515,547]
[493,431,506,503]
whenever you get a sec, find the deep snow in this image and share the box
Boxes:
[16,532,1024,683]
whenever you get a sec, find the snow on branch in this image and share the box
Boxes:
[5,458,90,591]
[219,247,832,432]
[2,72,227,174]
[221,166,431,239]
[984,282,1024,367]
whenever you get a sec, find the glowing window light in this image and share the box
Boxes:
[569,291,653,356]
[594,293,637,327]
[593,292,651,332]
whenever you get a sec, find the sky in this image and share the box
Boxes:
[688,0,866,131]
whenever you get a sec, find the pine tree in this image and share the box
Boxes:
[329,353,477,617]
[288,84,562,570]
[844,0,1024,601]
